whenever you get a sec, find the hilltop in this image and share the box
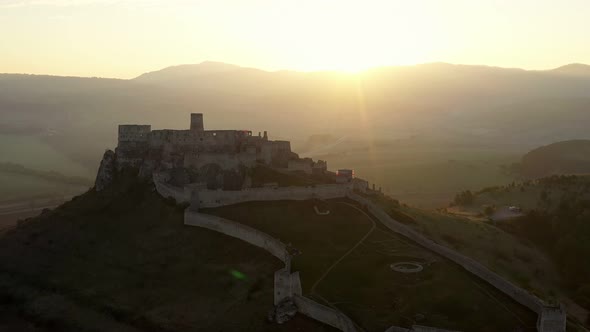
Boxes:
[0,172,335,331]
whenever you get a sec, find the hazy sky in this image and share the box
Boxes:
[2,0,589,78]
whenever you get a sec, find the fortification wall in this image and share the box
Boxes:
[293,295,357,332]
[274,268,302,305]
[184,210,288,262]
[183,209,358,332]
[153,173,189,202]
[193,184,351,208]
[537,306,567,332]
[347,193,545,313]
[184,152,256,171]
[347,193,567,332]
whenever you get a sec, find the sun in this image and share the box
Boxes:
[260,1,434,73]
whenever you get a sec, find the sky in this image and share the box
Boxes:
[1,0,590,78]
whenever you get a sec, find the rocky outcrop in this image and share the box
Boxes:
[95,150,115,191]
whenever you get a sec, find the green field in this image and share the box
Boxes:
[0,134,94,177]
[0,180,332,331]
[204,199,538,331]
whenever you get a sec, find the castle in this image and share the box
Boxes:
[117,113,296,171]
[112,113,328,190]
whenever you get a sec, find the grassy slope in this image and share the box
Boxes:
[204,199,537,332]
[369,194,561,298]
[0,177,332,332]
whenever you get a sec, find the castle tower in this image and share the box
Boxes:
[190,113,204,131]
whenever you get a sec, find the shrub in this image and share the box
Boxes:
[454,190,474,205]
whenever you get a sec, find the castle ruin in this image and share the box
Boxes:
[111,113,330,190]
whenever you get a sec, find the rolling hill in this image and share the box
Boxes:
[521,140,590,178]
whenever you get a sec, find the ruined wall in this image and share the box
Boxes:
[192,184,351,208]
[288,159,313,174]
[183,209,358,332]
[184,152,256,170]
[153,173,190,202]
[385,326,460,332]
[117,125,152,168]
[184,210,289,262]
[537,306,567,332]
[118,125,151,143]
[347,193,566,332]
[293,295,358,332]
[274,268,302,305]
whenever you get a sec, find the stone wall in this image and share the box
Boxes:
[347,193,566,332]
[153,173,190,202]
[158,178,566,331]
[184,210,288,262]
[192,184,352,208]
[183,209,359,332]
[293,295,358,332]
[537,306,567,332]
[184,152,257,170]
[274,267,302,305]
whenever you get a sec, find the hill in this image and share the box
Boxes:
[203,199,537,331]
[447,175,590,324]
[521,140,590,178]
[0,174,330,331]
[551,64,590,77]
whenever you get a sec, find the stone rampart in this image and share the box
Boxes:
[184,210,288,262]
[347,193,566,331]
[274,267,302,305]
[153,174,189,202]
[193,184,351,208]
[293,295,358,332]
[183,209,358,331]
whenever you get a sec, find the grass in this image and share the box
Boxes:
[0,178,333,331]
[0,134,93,177]
[202,199,373,290]
[204,199,538,332]
[368,193,562,301]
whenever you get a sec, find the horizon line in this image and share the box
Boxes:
[1,61,589,80]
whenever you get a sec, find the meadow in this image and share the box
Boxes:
[205,199,537,331]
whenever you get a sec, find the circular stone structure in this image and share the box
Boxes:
[390,262,424,273]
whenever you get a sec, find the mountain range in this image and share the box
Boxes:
[2,61,590,172]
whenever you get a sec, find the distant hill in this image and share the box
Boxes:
[550,63,590,77]
[521,140,590,178]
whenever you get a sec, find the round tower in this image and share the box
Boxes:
[190,113,204,131]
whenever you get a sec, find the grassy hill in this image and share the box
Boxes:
[204,199,537,331]
[444,175,590,326]
[520,140,590,178]
[0,174,331,332]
